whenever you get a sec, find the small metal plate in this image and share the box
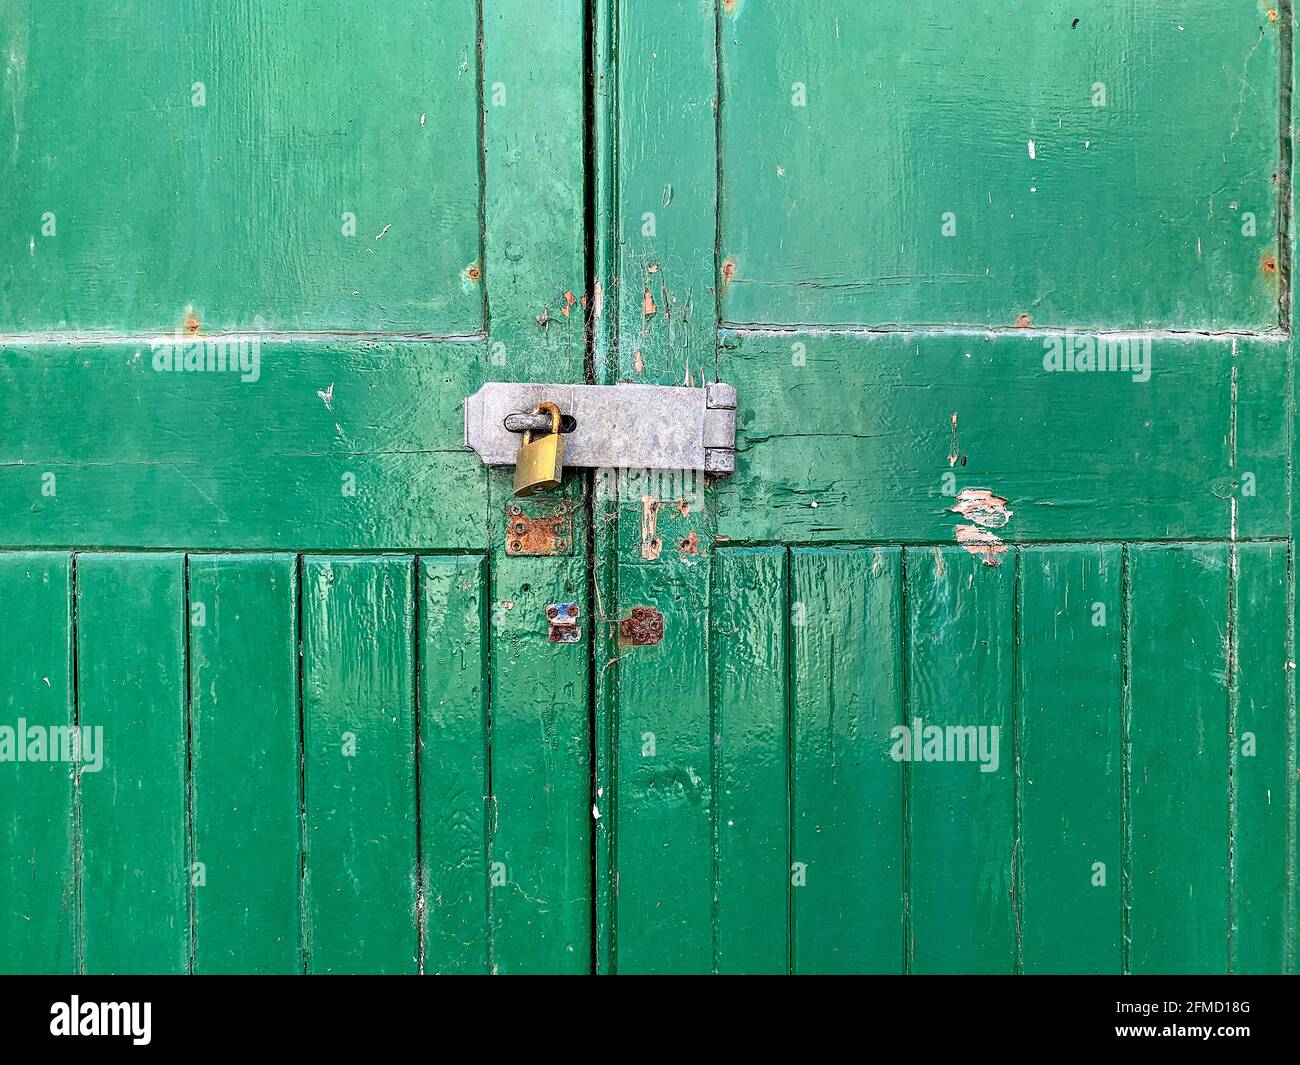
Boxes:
[465,382,736,474]
[546,601,581,644]
[504,500,575,556]
[619,606,665,647]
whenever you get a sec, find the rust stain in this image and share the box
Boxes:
[679,531,700,555]
[545,601,581,644]
[1014,313,1032,329]
[1268,9,1279,22]
[1262,251,1278,275]
[677,498,691,517]
[505,501,573,557]
[723,0,737,13]
[721,258,737,286]
[619,606,665,647]
[183,308,201,334]
[640,496,662,561]
[562,290,577,318]
[955,525,1007,566]
[950,488,1012,529]
[462,262,481,282]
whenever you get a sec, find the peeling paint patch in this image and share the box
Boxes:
[721,257,737,286]
[562,290,577,317]
[317,382,335,412]
[593,281,604,320]
[643,289,657,317]
[1014,313,1032,328]
[948,412,960,467]
[1262,250,1278,275]
[950,488,1012,529]
[640,496,662,560]
[679,531,700,555]
[955,525,1007,566]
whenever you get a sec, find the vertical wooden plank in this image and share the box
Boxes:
[615,557,712,973]
[419,555,490,974]
[483,0,587,384]
[611,0,721,976]
[616,0,719,386]
[188,554,300,974]
[713,547,788,974]
[1128,543,1230,974]
[301,556,417,974]
[791,547,905,974]
[77,552,188,974]
[486,540,590,973]
[1018,545,1123,973]
[482,0,592,975]
[906,546,1015,974]
[0,553,75,974]
[1232,541,1291,973]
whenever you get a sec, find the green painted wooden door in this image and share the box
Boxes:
[3,0,1296,980]
[1,0,590,974]
[598,1,1297,974]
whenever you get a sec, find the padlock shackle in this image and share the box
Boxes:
[521,401,562,445]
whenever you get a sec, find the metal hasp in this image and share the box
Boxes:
[464,382,738,475]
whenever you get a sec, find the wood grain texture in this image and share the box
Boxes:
[1127,543,1230,974]
[790,547,904,973]
[0,0,482,333]
[0,339,486,551]
[614,559,713,974]
[1230,542,1292,973]
[0,553,75,973]
[1018,545,1123,973]
[719,1,1282,330]
[77,552,189,974]
[301,556,417,974]
[479,0,591,975]
[712,547,789,974]
[188,554,300,974]
[419,555,490,975]
[905,546,1016,974]
[717,330,1290,545]
[616,0,718,385]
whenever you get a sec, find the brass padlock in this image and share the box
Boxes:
[513,402,565,496]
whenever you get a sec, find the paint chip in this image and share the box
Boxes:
[955,525,1007,566]
[950,488,1012,529]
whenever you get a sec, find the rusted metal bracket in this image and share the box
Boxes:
[503,500,575,556]
[546,602,581,644]
[619,606,665,647]
[465,382,737,474]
